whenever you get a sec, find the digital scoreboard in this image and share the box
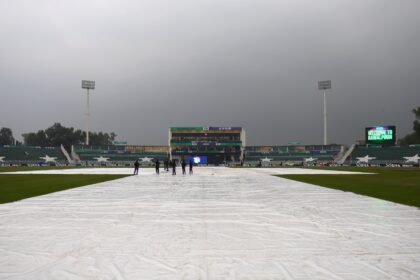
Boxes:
[365,126,396,145]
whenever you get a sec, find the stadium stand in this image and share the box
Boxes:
[244,145,344,166]
[347,144,420,165]
[72,145,169,166]
[0,145,68,166]
[3,142,417,167]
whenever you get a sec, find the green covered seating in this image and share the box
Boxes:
[0,145,66,164]
[350,145,420,162]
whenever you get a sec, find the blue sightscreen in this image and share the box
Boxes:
[186,156,208,164]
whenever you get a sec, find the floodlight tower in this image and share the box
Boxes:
[318,80,331,145]
[81,80,95,145]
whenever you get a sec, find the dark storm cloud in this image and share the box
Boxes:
[1,0,419,145]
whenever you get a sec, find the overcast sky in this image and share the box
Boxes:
[1,0,419,145]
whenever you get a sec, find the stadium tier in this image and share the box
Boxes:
[244,145,343,165]
[348,144,420,164]
[72,145,169,165]
[0,145,67,165]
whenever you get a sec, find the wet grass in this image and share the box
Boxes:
[277,167,420,208]
[0,166,151,173]
[0,166,83,173]
[0,174,129,204]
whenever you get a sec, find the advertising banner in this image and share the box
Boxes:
[171,141,241,147]
[209,127,242,131]
[170,127,204,131]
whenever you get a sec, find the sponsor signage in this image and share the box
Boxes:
[170,127,242,132]
[209,127,242,131]
[170,127,204,131]
[171,140,241,147]
[126,146,168,152]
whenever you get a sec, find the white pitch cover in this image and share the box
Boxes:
[0,167,419,279]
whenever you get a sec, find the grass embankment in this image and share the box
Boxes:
[277,167,420,208]
[0,174,129,204]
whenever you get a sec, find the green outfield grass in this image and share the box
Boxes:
[0,166,83,173]
[0,166,149,173]
[0,174,129,204]
[278,167,420,208]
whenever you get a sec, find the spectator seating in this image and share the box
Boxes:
[244,145,343,164]
[73,145,169,165]
[0,145,67,165]
[349,145,420,164]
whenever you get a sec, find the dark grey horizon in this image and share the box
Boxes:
[1,0,419,146]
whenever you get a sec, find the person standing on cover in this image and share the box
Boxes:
[134,159,140,175]
[189,160,193,175]
[172,159,176,175]
[155,159,160,174]
[181,159,187,175]
[164,158,169,172]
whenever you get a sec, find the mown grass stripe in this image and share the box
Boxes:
[0,174,129,204]
[278,168,420,208]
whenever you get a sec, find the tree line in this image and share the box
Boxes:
[399,107,420,144]
[0,123,116,149]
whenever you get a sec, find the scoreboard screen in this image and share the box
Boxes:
[365,126,396,145]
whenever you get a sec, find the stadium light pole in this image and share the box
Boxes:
[318,80,331,145]
[81,80,95,146]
